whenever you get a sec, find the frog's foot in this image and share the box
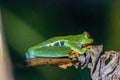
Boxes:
[26,52,35,59]
[69,50,80,58]
[58,63,73,69]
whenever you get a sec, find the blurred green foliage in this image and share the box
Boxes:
[1,1,120,80]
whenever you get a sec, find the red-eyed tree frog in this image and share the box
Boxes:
[25,32,93,59]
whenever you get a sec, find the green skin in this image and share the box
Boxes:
[26,32,93,59]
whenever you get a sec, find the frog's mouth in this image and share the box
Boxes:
[82,44,92,49]
[77,44,92,49]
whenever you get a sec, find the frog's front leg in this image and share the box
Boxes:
[65,42,87,55]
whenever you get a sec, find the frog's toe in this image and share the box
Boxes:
[70,51,79,57]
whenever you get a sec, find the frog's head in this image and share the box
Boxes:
[78,32,93,45]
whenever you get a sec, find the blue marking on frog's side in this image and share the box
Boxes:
[60,41,65,46]
[53,41,65,46]
[53,42,59,46]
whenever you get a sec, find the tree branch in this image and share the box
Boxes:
[26,45,120,80]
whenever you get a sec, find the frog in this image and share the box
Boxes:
[25,32,93,59]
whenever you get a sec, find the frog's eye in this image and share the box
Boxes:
[86,32,91,38]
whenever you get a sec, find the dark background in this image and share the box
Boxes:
[1,1,120,80]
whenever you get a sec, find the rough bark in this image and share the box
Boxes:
[26,45,120,80]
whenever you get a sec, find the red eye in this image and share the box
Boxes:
[86,32,91,38]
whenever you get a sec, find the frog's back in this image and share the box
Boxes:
[39,36,67,46]
[35,35,77,48]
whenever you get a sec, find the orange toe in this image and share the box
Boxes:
[70,51,79,57]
